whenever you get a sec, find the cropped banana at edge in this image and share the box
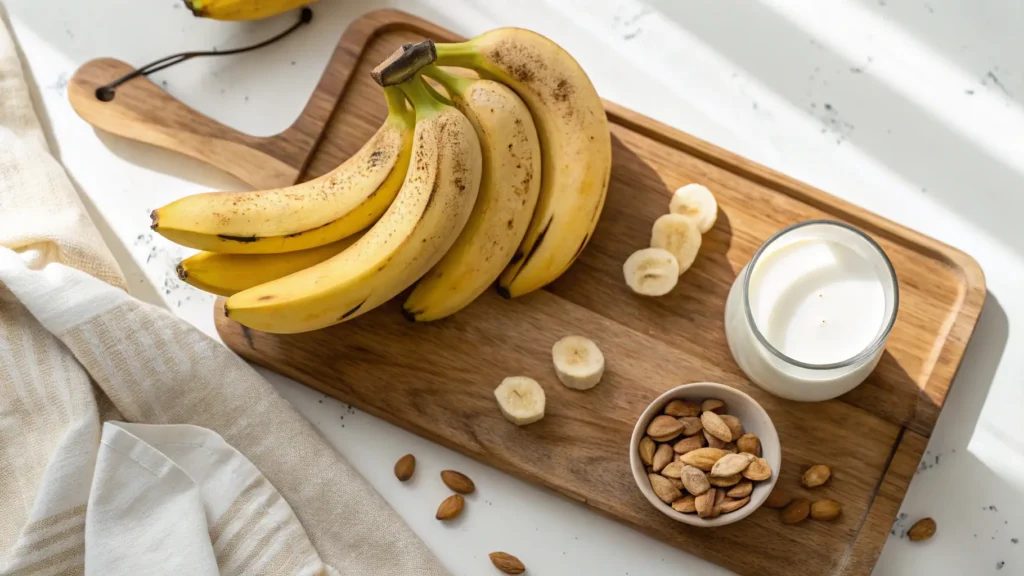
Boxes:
[183,0,310,20]
[436,28,612,298]
[151,87,413,254]
[403,66,542,321]
[224,77,483,333]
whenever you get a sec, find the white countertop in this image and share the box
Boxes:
[6,0,1023,573]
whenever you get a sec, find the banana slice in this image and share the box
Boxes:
[669,184,718,233]
[623,248,679,296]
[494,376,546,425]
[552,335,604,390]
[650,214,702,275]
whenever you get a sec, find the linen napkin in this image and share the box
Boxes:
[0,14,448,576]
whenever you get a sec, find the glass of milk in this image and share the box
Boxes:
[724,220,899,401]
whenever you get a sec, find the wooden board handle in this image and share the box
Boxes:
[69,58,302,189]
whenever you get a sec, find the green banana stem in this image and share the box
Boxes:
[399,76,447,116]
[420,65,473,96]
[382,85,415,128]
[434,42,481,68]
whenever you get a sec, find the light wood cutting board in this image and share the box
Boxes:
[68,10,985,575]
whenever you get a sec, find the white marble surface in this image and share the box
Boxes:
[4,0,1023,573]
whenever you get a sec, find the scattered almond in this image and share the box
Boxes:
[695,487,717,518]
[672,435,705,455]
[652,443,674,472]
[720,414,743,439]
[702,398,726,413]
[394,454,416,482]
[678,416,703,436]
[742,457,772,481]
[703,429,726,449]
[736,433,761,457]
[709,473,742,487]
[780,499,811,525]
[717,496,750,514]
[647,415,685,442]
[671,495,697,513]
[810,500,842,521]
[649,473,682,503]
[710,453,755,477]
[489,552,526,574]
[908,517,936,542]
[638,436,656,466]
[664,399,701,417]
[802,464,831,488]
[661,461,686,479]
[680,465,711,496]
[727,480,753,498]
[701,411,732,442]
[722,442,738,454]
[679,447,728,471]
[441,470,475,494]
[764,489,791,509]
[436,494,465,520]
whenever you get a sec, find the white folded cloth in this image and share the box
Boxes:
[0,14,448,576]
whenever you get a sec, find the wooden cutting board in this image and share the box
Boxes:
[69,9,985,575]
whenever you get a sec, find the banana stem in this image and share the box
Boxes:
[382,85,407,114]
[420,64,472,96]
[399,76,446,115]
[434,41,480,68]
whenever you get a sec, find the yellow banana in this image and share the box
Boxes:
[403,66,541,321]
[436,29,612,297]
[176,235,359,297]
[151,86,413,254]
[224,77,482,333]
[183,0,310,21]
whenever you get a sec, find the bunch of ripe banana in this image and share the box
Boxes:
[155,30,612,334]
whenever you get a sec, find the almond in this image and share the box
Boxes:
[489,552,526,574]
[436,494,465,520]
[440,470,475,494]
[722,442,738,454]
[802,464,831,488]
[695,487,717,518]
[810,500,842,521]
[908,517,936,542]
[394,454,416,482]
[679,448,728,471]
[638,436,656,466]
[678,416,703,436]
[720,414,743,439]
[709,473,742,487]
[708,487,726,518]
[671,495,697,513]
[668,476,684,490]
[664,399,701,417]
[652,443,674,472]
[649,473,682,503]
[701,398,726,413]
[736,433,761,457]
[742,457,772,481]
[710,453,755,477]
[717,496,750,514]
[680,465,711,496]
[703,429,726,449]
[727,480,753,498]
[701,411,732,442]
[780,499,810,524]
[647,415,685,441]
[672,435,705,455]
[661,461,686,479]
[764,489,792,509]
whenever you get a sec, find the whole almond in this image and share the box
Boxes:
[908,517,936,542]
[720,414,743,439]
[664,399,701,417]
[716,495,750,514]
[680,447,728,471]
[703,429,726,449]
[736,433,761,457]
[695,487,717,518]
[679,416,703,436]
[680,465,711,496]
[802,464,832,488]
[436,494,465,520]
[709,473,742,487]
[764,489,792,509]
[727,480,753,498]
[710,453,755,477]
[489,552,526,574]
[649,473,682,503]
[671,495,697,513]
[781,499,811,524]
[394,454,416,482]
[661,461,686,479]
[441,470,475,494]
[647,415,685,441]
[722,442,738,454]
[639,436,656,466]
[810,500,842,521]
[652,443,674,472]
[668,476,685,490]
[708,488,726,518]
[701,398,726,413]
[742,457,772,481]
[672,435,705,455]
[701,411,732,442]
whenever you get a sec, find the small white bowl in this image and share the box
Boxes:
[629,382,781,527]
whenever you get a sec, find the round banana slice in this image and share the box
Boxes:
[669,183,718,233]
[552,335,605,390]
[494,376,546,425]
[623,248,679,296]
[650,214,702,275]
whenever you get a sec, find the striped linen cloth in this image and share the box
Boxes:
[0,15,448,576]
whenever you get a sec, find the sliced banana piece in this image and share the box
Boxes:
[650,214,702,275]
[552,335,605,390]
[623,248,679,296]
[669,183,718,233]
[494,376,546,425]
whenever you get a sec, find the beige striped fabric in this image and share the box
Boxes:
[0,12,447,576]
